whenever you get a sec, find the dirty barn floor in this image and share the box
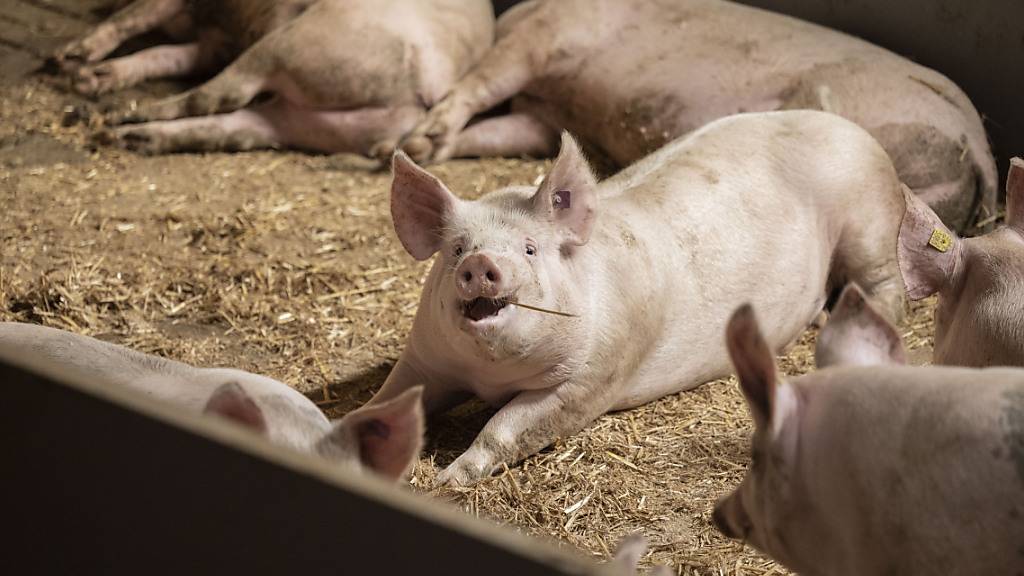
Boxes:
[0,2,940,573]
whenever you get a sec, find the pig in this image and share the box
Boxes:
[712,302,1024,575]
[52,0,313,96]
[394,0,996,232]
[898,157,1024,367]
[90,0,495,157]
[814,283,906,368]
[370,109,907,486]
[0,322,424,480]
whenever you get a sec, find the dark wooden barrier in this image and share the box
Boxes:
[0,350,609,576]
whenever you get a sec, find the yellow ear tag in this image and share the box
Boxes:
[928,228,952,253]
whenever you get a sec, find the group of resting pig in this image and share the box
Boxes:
[6,0,1018,573]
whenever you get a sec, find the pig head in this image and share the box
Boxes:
[0,322,425,481]
[713,304,1024,575]
[898,158,1024,367]
[203,382,426,481]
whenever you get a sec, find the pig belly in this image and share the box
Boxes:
[602,207,833,410]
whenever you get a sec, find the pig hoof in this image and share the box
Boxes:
[108,128,162,155]
[74,64,118,97]
[401,135,435,164]
[106,109,143,126]
[53,41,103,72]
[368,139,398,163]
[436,458,490,487]
[91,129,115,146]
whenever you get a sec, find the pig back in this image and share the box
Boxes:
[796,365,1024,574]
[516,0,992,230]
[601,110,904,406]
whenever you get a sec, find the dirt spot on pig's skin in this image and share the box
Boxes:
[1001,388,1024,489]
[874,122,972,227]
[616,92,689,156]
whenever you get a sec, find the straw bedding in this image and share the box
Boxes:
[0,77,939,574]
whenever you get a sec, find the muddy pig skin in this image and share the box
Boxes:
[93,0,494,157]
[52,0,314,96]
[899,157,1024,367]
[0,322,423,480]
[713,301,1024,576]
[398,0,996,232]
[371,110,906,486]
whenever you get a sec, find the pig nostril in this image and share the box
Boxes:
[486,271,496,282]
[462,271,472,283]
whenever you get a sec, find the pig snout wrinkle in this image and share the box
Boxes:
[456,253,504,300]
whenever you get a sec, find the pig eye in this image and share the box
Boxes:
[453,245,464,258]
[525,243,537,256]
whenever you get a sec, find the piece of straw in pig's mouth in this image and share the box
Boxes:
[461,297,577,320]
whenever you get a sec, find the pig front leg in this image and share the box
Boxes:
[73,43,206,96]
[366,355,467,416]
[437,381,615,486]
[53,0,187,70]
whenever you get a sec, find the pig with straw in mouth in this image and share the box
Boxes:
[0,322,424,481]
[713,285,1024,576]
[898,157,1024,367]
[371,109,907,486]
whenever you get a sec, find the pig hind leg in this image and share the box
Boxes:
[103,108,282,154]
[106,100,425,155]
[53,0,188,70]
[73,42,209,96]
[108,40,273,125]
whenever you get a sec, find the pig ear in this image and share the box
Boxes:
[725,304,799,438]
[815,283,906,368]
[726,304,778,428]
[203,382,268,433]
[1007,157,1024,229]
[391,151,459,260]
[330,387,425,480]
[897,184,960,300]
[531,132,598,246]
[609,534,649,575]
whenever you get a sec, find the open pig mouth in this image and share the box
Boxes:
[461,297,509,322]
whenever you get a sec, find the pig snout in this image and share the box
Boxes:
[712,495,749,540]
[456,253,505,300]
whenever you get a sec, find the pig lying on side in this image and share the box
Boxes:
[713,296,1024,575]
[899,157,1024,367]
[0,322,423,480]
[372,109,906,485]
[52,0,312,96]
[397,0,995,232]
[92,0,494,157]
